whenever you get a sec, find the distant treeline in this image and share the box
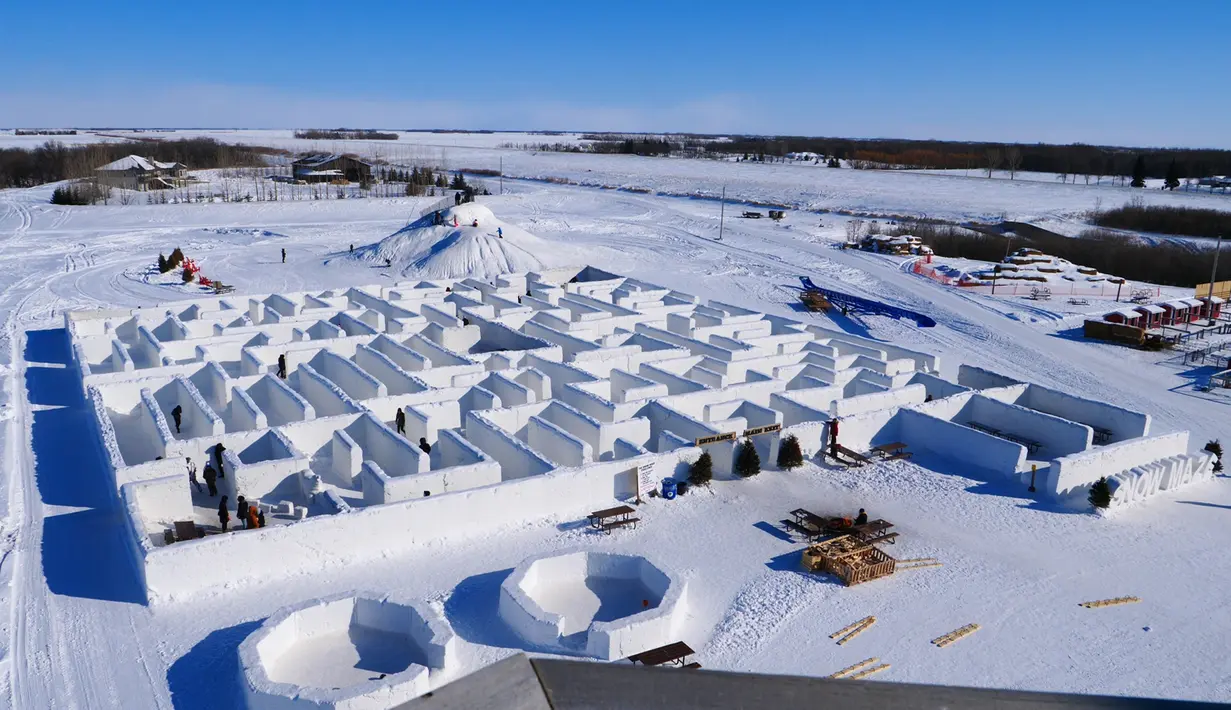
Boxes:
[293,129,399,141]
[1092,203,1231,239]
[0,139,275,188]
[500,134,702,156]
[887,221,1223,287]
[15,129,77,136]
[711,136,1231,179]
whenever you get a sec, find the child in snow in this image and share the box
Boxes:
[186,457,202,493]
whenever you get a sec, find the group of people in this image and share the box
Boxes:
[186,443,228,497]
[217,494,265,532]
[393,407,432,454]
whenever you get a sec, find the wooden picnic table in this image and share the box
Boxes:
[871,442,908,456]
[588,505,639,534]
[627,641,695,667]
[1091,427,1113,445]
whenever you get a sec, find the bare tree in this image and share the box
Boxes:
[844,218,865,245]
[1004,145,1023,180]
[985,148,1002,178]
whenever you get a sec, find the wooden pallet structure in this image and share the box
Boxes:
[931,623,980,648]
[801,535,896,587]
[1079,596,1141,609]
[896,557,943,572]
[847,662,891,680]
[830,616,877,645]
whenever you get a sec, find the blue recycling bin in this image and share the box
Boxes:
[660,478,677,500]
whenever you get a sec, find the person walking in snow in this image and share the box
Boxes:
[218,495,230,532]
[395,407,406,435]
[497,227,503,239]
[349,244,354,253]
[214,443,227,479]
[277,354,287,379]
[237,496,250,530]
[257,509,266,528]
[418,437,431,455]
[281,248,287,264]
[171,405,183,434]
[452,215,458,227]
[203,463,218,497]
[472,219,478,228]
[186,457,202,493]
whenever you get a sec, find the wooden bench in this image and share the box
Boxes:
[967,421,1001,436]
[588,505,636,529]
[174,520,200,542]
[871,442,908,458]
[628,641,695,667]
[783,518,823,540]
[1068,297,1090,306]
[1002,433,1042,455]
[600,517,640,534]
[1091,427,1113,445]
[862,532,900,546]
[885,451,913,461]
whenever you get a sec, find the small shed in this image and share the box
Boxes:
[291,154,373,183]
[1134,304,1165,329]
[1160,300,1190,326]
[1104,308,1144,328]
[1199,295,1225,320]
[1180,298,1206,322]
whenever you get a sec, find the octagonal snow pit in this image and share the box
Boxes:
[498,550,688,660]
[239,592,455,710]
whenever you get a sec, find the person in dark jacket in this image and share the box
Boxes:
[257,509,266,528]
[218,496,230,532]
[281,248,287,264]
[203,463,218,497]
[171,405,183,433]
[214,443,226,479]
[237,496,249,529]
[418,437,431,454]
[277,354,287,379]
[395,407,406,435]
[854,508,868,526]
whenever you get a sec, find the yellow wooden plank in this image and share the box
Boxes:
[827,657,878,679]
[846,663,891,680]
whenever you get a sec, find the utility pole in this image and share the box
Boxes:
[1208,234,1223,319]
[717,184,726,241]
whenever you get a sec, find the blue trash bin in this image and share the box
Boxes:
[661,478,677,500]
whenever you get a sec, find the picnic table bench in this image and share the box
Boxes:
[1091,426,1114,445]
[1068,297,1091,306]
[871,442,907,457]
[849,519,896,544]
[827,444,871,467]
[967,422,1041,454]
[627,641,695,667]
[588,505,639,534]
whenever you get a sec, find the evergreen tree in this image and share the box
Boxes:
[734,439,761,477]
[410,167,420,185]
[828,158,840,168]
[1088,476,1112,509]
[450,173,468,190]
[435,174,446,188]
[167,247,185,269]
[157,253,168,273]
[1130,155,1147,188]
[688,451,713,487]
[1164,160,1181,191]
[1205,439,1223,473]
[776,434,804,470]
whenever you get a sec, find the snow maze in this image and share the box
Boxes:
[239,593,455,710]
[63,264,1217,602]
[499,550,688,659]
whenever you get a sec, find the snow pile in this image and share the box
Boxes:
[362,203,574,280]
[957,248,1125,287]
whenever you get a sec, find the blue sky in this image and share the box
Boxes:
[2,0,1228,147]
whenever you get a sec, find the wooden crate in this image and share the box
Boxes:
[801,537,897,586]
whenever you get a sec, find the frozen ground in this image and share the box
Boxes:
[2,155,1231,708]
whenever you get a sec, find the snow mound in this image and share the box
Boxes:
[362,203,568,280]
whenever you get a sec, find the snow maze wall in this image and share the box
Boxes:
[62,266,1208,602]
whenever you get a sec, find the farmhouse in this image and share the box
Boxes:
[291,153,373,183]
[94,155,187,190]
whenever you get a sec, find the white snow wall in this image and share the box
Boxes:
[131,450,691,601]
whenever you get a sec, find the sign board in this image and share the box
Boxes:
[694,432,737,446]
[1196,281,1231,300]
[742,423,783,438]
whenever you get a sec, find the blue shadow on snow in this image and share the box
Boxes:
[168,620,263,710]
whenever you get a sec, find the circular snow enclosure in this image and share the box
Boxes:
[498,550,688,660]
[239,592,455,710]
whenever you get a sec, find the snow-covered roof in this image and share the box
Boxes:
[1107,308,1143,320]
[1136,304,1166,314]
[1201,295,1226,304]
[1163,300,1191,310]
[152,160,183,170]
[96,155,157,172]
[294,153,373,168]
[303,169,344,176]
[1180,298,1205,308]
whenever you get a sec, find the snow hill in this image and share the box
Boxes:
[955,248,1125,287]
[360,203,571,280]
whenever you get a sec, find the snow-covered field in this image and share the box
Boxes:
[2,146,1231,708]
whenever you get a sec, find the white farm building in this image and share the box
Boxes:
[94,155,188,191]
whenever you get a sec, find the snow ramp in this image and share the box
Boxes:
[800,277,937,328]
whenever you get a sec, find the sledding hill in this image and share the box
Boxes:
[361,203,571,280]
